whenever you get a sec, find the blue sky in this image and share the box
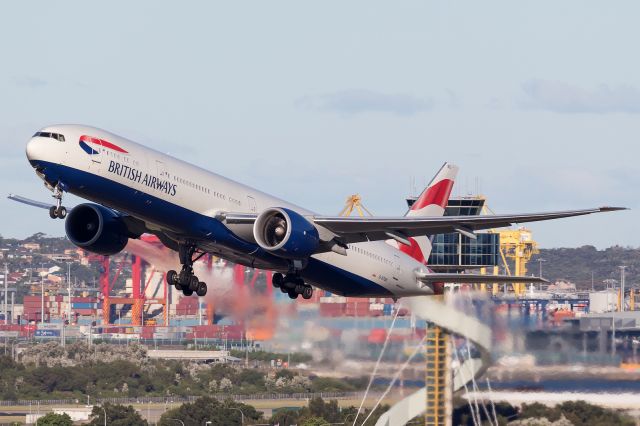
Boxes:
[0,1,637,248]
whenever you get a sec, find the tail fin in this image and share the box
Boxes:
[398,163,458,263]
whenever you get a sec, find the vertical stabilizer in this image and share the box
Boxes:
[398,163,458,263]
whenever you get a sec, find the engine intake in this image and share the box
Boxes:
[253,207,319,259]
[65,203,129,256]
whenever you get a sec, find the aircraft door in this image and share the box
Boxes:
[156,160,167,179]
[85,137,103,173]
[247,196,257,213]
[393,254,402,280]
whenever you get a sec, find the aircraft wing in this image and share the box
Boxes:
[7,194,52,210]
[311,206,625,244]
[222,206,625,249]
[7,193,148,238]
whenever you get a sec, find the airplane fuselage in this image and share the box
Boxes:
[26,125,430,298]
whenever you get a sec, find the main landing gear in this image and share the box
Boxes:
[166,244,208,297]
[49,184,67,219]
[271,273,313,300]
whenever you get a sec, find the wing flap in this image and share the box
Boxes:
[415,271,548,284]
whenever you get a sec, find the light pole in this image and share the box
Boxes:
[169,418,185,426]
[99,405,107,426]
[229,407,245,425]
[537,258,546,279]
[619,266,627,312]
[66,262,72,323]
[3,263,8,325]
[40,263,45,325]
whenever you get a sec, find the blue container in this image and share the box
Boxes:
[383,304,393,315]
[35,329,60,337]
[72,303,93,309]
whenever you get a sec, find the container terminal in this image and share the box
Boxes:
[1,196,638,425]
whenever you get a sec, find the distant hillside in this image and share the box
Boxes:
[531,246,639,289]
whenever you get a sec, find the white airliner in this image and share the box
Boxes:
[16,125,624,300]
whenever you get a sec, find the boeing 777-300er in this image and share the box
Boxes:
[15,125,625,300]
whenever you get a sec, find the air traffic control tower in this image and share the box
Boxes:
[406,196,501,271]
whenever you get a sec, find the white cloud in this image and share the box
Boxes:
[520,80,640,113]
[296,89,434,116]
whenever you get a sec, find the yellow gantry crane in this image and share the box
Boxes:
[494,227,539,296]
[338,194,374,217]
[479,200,539,297]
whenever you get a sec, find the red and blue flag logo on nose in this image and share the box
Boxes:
[79,135,128,155]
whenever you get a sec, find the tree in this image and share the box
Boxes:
[307,397,341,423]
[269,408,301,426]
[37,412,73,426]
[300,417,328,426]
[159,397,262,426]
[88,403,147,426]
[520,402,561,422]
[557,401,634,426]
[453,401,517,426]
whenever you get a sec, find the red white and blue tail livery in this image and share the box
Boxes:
[395,162,458,264]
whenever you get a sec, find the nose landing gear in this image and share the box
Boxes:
[48,185,67,219]
[166,244,208,297]
[272,272,313,300]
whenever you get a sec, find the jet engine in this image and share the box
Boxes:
[65,203,129,255]
[253,207,319,259]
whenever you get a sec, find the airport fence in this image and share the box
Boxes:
[0,391,365,407]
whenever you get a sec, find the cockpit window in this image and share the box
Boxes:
[33,131,65,142]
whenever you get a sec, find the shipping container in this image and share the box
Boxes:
[319,303,346,317]
[37,323,62,330]
[72,297,95,303]
[35,329,60,337]
[72,303,94,309]
[383,304,393,316]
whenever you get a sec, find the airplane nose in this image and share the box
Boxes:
[26,138,39,163]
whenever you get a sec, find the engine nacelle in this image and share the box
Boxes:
[253,207,319,259]
[65,203,129,256]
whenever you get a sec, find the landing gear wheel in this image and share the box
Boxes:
[189,275,199,291]
[183,288,193,296]
[50,184,65,219]
[178,270,191,287]
[166,270,178,286]
[294,284,306,295]
[196,282,207,297]
[56,206,67,219]
[288,291,298,299]
[175,283,183,291]
[280,286,288,293]
[272,273,284,289]
[302,286,313,300]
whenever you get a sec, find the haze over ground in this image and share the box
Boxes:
[0,1,638,247]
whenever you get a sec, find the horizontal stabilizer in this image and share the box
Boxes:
[415,270,548,284]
